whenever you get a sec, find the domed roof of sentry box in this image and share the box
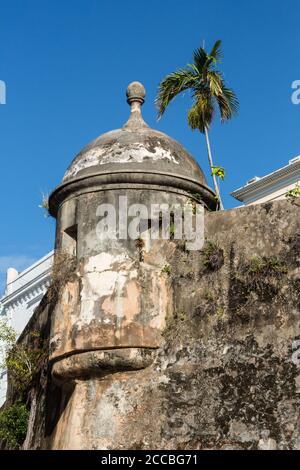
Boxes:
[49,82,217,215]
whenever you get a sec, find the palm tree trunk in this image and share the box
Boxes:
[204,126,224,210]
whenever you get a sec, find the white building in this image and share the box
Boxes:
[231,156,300,205]
[0,251,54,405]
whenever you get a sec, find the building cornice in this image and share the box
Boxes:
[4,251,54,293]
[1,270,51,309]
[231,160,300,202]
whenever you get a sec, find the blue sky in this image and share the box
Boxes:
[0,0,299,291]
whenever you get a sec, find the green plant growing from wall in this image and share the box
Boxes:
[247,256,288,275]
[247,256,265,274]
[0,321,47,449]
[286,185,300,202]
[216,306,225,318]
[202,287,215,302]
[156,40,239,210]
[0,321,45,394]
[0,402,29,449]
[161,264,171,275]
[38,192,50,218]
[201,240,224,271]
[47,250,77,302]
[6,346,43,393]
[0,320,17,373]
[0,319,17,346]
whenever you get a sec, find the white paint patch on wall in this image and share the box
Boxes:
[78,251,139,328]
[79,270,129,328]
[64,142,180,179]
[81,271,121,300]
[83,252,129,274]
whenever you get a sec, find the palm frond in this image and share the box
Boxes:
[216,82,239,121]
[206,71,223,96]
[187,63,200,74]
[156,68,196,119]
[193,46,208,72]
[193,69,239,122]
[209,40,223,63]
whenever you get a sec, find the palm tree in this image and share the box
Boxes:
[156,40,239,210]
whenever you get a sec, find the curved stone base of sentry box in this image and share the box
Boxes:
[46,372,142,450]
[51,347,156,385]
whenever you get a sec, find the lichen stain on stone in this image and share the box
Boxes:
[212,336,298,447]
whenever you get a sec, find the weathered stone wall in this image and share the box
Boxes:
[159,200,300,449]
[3,200,300,450]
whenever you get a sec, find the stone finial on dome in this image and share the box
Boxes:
[123,81,148,131]
[126,81,146,105]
